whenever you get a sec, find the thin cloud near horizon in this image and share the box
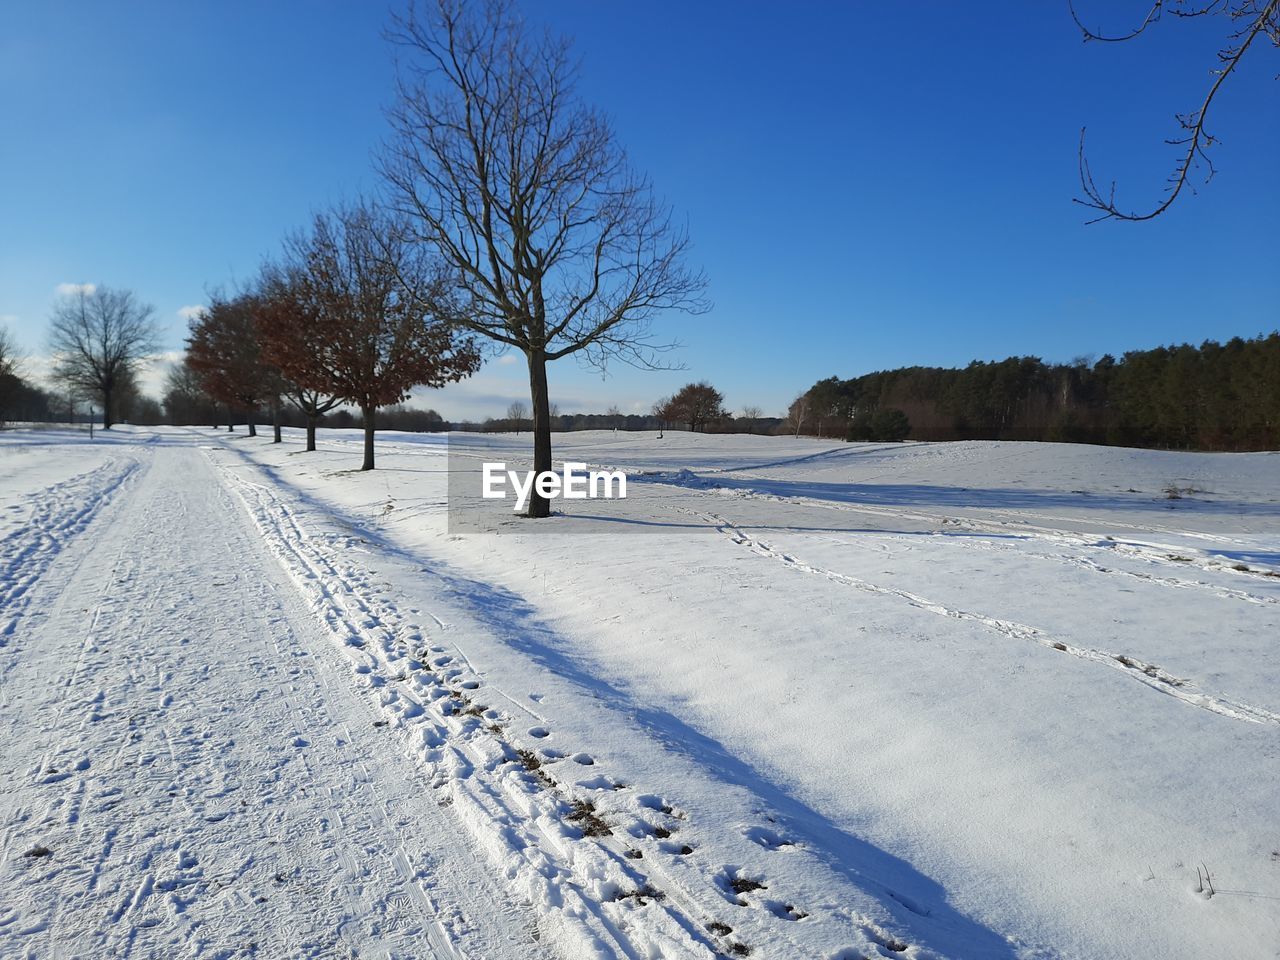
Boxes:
[54,283,97,297]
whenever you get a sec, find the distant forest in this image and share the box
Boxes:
[793,333,1280,452]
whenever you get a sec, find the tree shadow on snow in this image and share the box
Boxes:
[698,476,1280,517]
[428,566,1022,959]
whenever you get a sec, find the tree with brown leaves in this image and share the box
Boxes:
[255,271,344,451]
[185,296,278,438]
[666,382,727,433]
[269,202,480,470]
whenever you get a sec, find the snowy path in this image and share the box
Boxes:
[0,456,140,645]
[0,446,542,959]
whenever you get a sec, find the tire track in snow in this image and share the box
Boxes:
[0,457,141,644]
[2,449,497,959]
[693,509,1280,727]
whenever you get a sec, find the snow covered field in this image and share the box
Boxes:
[2,426,1277,960]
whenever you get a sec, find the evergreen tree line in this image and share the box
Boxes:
[456,411,786,435]
[792,334,1280,451]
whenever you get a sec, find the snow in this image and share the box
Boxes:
[2,425,1277,959]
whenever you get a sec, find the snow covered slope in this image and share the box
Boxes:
[2,426,1277,960]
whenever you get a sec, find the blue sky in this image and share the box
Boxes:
[2,1,1276,419]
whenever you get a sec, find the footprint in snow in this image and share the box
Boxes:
[628,822,675,840]
[865,927,909,953]
[636,794,674,815]
[577,775,626,791]
[527,726,550,739]
[744,826,796,850]
[718,870,767,906]
[764,899,808,921]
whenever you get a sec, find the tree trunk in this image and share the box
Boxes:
[526,350,553,518]
[361,404,376,471]
[227,406,234,432]
[102,387,113,430]
[306,415,317,452]
[247,408,257,438]
[272,404,282,443]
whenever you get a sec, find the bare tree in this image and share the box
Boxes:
[1072,0,1279,222]
[381,0,708,515]
[606,404,623,430]
[740,405,763,434]
[48,285,160,429]
[506,399,528,433]
[0,324,19,379]
[0,324,23,427]
[787,394,808,439]
[271,202,480,470]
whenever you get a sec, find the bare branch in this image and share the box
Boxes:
[1073,0,1278,222]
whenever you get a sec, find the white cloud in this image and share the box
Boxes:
[0,314,17,325]
[177,305,206,321]
[140,351,182,396]
[495,353,520,366]
[55,282,96,297]
[22,353,54,383]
